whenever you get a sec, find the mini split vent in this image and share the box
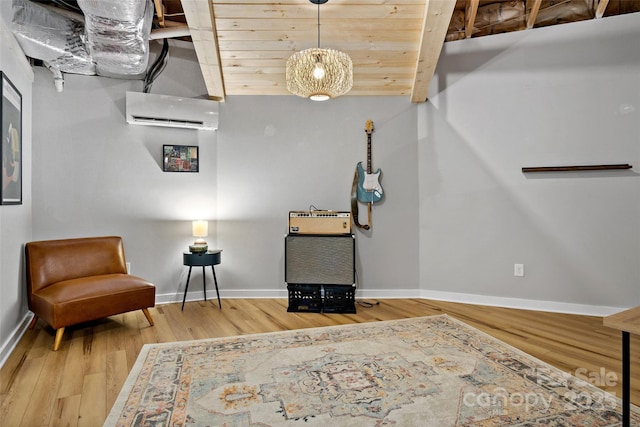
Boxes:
[125,91,219,131]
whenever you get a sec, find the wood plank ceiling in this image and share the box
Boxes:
[154,0,640,103]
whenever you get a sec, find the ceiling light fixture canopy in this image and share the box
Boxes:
[286,0,353,101]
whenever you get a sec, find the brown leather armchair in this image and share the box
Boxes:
[25,236,156,351]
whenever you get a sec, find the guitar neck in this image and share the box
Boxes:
[367,133,372,174]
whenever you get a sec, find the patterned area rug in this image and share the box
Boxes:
[104,315,639,426]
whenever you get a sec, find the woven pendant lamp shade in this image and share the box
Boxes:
[286,48,353,101]
[285,0,353,101]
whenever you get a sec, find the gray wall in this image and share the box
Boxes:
[31,40,220,303]
[0,6,33,364]
[419,13,640,313]
[30,41,421,302]
[216,96,419,297]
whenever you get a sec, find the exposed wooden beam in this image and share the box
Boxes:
[181,0,226,101]
[596,0,610,18]
[465,0,479,39]
[411,0,456,103]
[154,0,165,27]
[527,0,542,29]
[162,20,190,28]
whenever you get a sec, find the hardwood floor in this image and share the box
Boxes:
[1,298,638,426]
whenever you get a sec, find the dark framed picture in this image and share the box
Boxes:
[163,145,199,172]
[1,71,22,205]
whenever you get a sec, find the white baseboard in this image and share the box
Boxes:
[0,312,34,369]
[156,288,290,305]
[417,289,625,317]
[158,288,626,316]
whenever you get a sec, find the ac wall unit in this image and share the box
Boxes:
[125,91,218,130]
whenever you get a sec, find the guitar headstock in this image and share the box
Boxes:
[364,119,374,135]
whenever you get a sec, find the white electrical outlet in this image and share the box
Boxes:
[514,263,524,277]
[126,262,131,274]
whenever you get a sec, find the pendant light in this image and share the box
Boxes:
[286,0,353,101]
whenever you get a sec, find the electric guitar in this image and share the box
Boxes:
[356,120,383,203]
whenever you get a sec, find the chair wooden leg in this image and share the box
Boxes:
[142,308,154,326]
[53,328,65,351]
[28,315,39,329]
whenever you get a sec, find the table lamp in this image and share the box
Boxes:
[189,220,208,253]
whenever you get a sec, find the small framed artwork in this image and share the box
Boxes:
[163,145,199,172]
[1,71,22,205]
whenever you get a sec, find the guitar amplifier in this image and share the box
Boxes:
[289,211,351,235]
[285,234,355,285]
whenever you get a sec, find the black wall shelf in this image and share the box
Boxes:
[522,164,632,173]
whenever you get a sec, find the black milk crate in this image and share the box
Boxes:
[322,285,356,314]
[287,284,322,313]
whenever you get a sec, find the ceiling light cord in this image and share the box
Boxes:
[317,1,320,49]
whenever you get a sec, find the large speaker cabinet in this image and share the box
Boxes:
[285,234,355,285]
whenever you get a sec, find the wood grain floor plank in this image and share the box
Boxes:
[49,394,81,427]
[57,336,86,399]
[78,373,106,427]
[19,348,67,426]
[0,356,46,426]
[105,350,128,417]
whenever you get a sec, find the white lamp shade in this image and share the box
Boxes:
[192,220,208,238]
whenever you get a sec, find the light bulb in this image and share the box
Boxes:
[313,64,325,79]
[310,94,330,101]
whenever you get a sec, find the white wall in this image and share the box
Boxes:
[0,8,34,365]
[420,13,640,313]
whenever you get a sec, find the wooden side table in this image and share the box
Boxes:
[182,250,222,310]
[603,306,640,427]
